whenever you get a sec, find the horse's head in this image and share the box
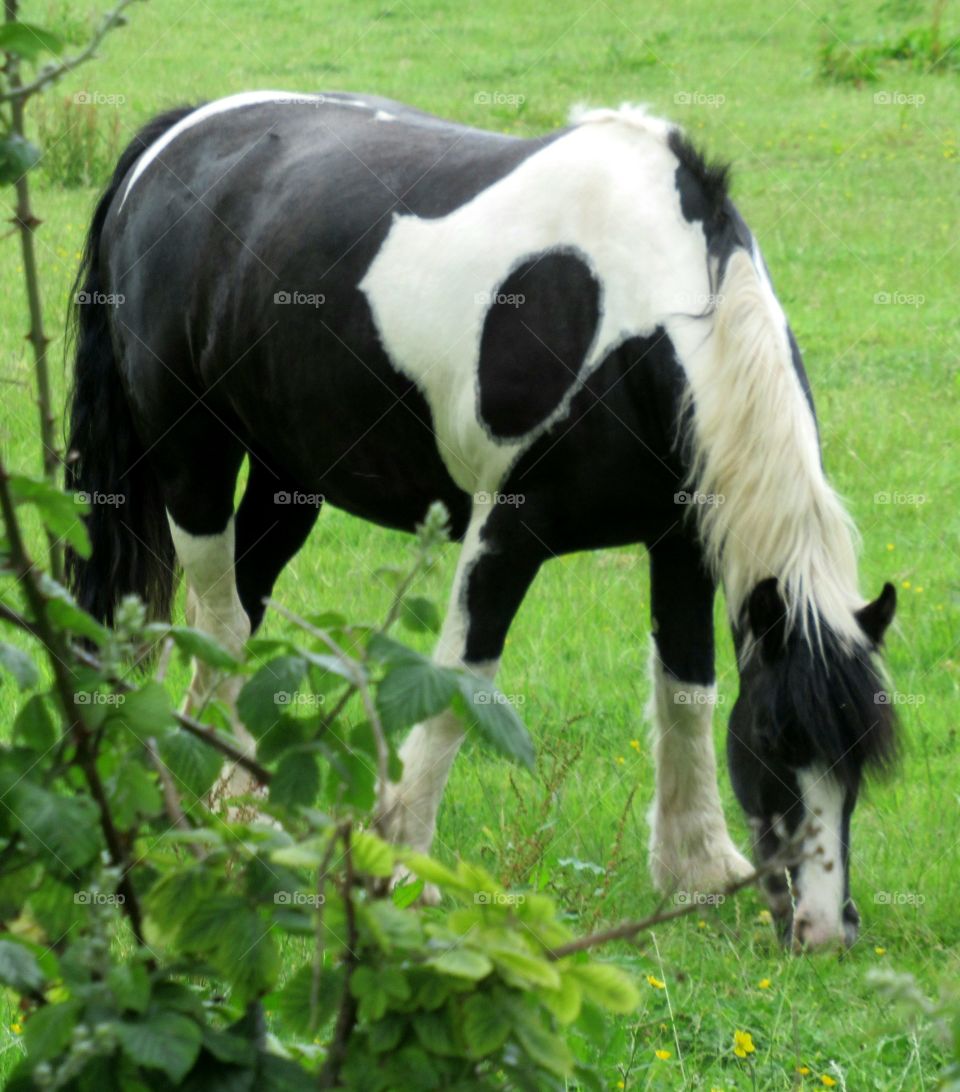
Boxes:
[727,578,897,950]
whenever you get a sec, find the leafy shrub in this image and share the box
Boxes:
[0,474,651,1089]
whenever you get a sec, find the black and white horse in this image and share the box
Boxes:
[66,91,897,949]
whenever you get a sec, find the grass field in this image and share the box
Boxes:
[2,0,959,1087]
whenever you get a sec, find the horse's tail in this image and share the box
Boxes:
[65,107,196,624]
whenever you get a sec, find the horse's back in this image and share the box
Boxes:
[99,95,725,541]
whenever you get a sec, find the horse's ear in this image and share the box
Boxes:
[856,582,896,646]
[747,578,788,661]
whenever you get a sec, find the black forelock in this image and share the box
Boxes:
[742,624,899,791]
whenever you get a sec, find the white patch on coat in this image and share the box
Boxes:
[379,503,497,857]
[361,112,711,496]
[119,90,327,209]
[792,767,847,948]
[646,651,753,892]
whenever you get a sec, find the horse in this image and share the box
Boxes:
[65,91,897,950]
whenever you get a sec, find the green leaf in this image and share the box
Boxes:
[362,900,423,950]
[376,657,458,734]
[158,729,223,801]
[107,962,150,1014]
[145,868,215,936]
[350,965,389,1021]
[238,656,307,737]
[178,899,280,1003]
[0,22,63,61]
[541,972,582,1024]
[0,132,41,185]
[350,831,394,877]
[162,625,240,670]
[367,1013,405,1054]
[104,681,177,743]
[399,596,441,634]
[13,694,56,751]
[565,962,640,1014]
[13,783,100,871]
[412,1009,458,1056]
[0,939,45,994]
[462,992,511,1057]
[45,590,108,645]
[427,946,493,980]
[454,673,535,770]
[116,1012,202,1083]
[9,474,89,558]
[391,877,424,909]
[512,1012,573,1077]
[200,1024,256,1067]
[271,750,320,809]
[257,1052,319,1091]
[267,963,342,1036]
[487,944,561,990]
[367,633,423,667]
[396,852,467,895]
[108,759,162,827]
[0,642,39,691]
[23,998,81,1062]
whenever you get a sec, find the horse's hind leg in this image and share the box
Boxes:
[647,536,753,894]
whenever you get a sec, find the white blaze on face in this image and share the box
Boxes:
[792,767,847,949]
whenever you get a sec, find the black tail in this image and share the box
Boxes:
[65,107,197,625]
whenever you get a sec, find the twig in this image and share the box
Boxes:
[309,828,343,1035]
[317,825,360,1089]
[545,850,806,960]
[0,456,146,946]
[70,643,272,784]
[0,0,140,104]
[0,599,41,637]
[145,737,204,859]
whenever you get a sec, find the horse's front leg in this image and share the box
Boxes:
[380,503,540,896]
[647,536,753,895]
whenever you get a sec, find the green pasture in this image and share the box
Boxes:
[2,0,958,1086]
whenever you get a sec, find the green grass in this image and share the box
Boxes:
[2,0,959,1086]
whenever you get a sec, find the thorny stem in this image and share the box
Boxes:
[317,825,359,1089]
[0,455,146,946]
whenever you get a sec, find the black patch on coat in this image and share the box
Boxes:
[477,251,601,440]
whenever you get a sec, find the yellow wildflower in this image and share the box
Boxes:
[901,580,911,590]
[875,946,886,955]
[615,756,625,765]
[733,1029,756,1058]
[630,739,641,751]
[10,1022,22,1034]
[821,1078,837,1088]
[886,543,895,551]
[797,1066,811,1075]
[698,919,707,929]
[915,586,924,593]
[757,909,773,925]
[655,1049,671,1060]
[647,974,666,989]
[758,978,771,989]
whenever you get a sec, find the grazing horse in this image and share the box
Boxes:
[66,92,897,949]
